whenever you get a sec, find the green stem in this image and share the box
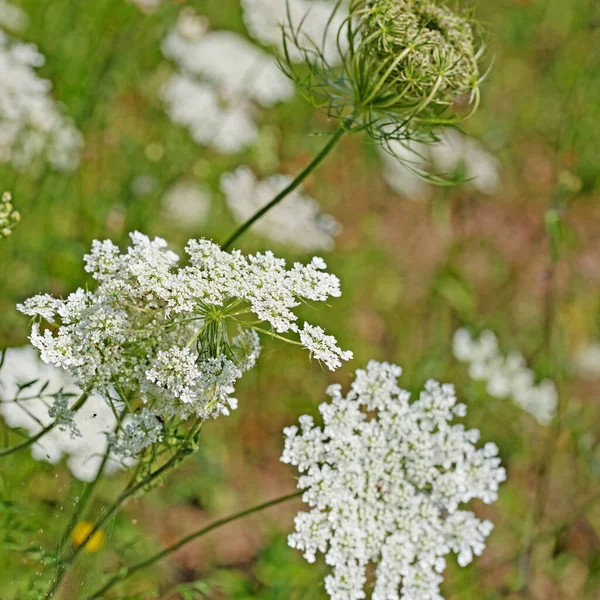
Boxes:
[221,127,346,250]
[0,384,93,458]
[59,446,112,559]
[87,490,303,599]
[45,421,202,598]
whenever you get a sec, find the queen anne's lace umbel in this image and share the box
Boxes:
[0,31,82,170]
[282,361,505,600]
[221,167,341,251]
[453,329,557,426]
[161,14,293,154]
[0,346,130,481]
[18,233,350,428]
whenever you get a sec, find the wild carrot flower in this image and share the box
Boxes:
[0,347,129,480]
[282,361,505,600]
[221,167,341,251]
[242,0,347,64]
[281,0,485,145]
[0,31,82,170]
[161,12,293,154]
[453,329,558,425]
[380,128,501,200]
[18,233,351,456]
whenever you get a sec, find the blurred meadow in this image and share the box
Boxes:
[0,0,600,598]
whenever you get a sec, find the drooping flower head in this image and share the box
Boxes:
[282,361,505,600]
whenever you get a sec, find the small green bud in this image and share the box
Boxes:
[0,191,20,238]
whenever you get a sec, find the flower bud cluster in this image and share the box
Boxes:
[282,361,505,599]
[0,191,20,238]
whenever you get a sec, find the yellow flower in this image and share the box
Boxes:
[72,522,105,552]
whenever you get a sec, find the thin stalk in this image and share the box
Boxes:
[45,421,202,598]
[87,490,303,599]
[221,127,346,250]
[58,446,112,559]
[0,384,93,458]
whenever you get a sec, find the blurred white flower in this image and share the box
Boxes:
[0,31,83,170]
[162,180,212,231]
[0,346,129,481]
[282,360,505,600]
[161,73,259,154]
[163,28,294,107]
[0,0,28,31]
[128,0,161,14]
[221,166,341,251]
[161,18,293,154]
[453,329,558,425]
[380,129,501,200]
[242,0,347,64]
[572,343,600,380]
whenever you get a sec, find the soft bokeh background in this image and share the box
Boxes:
[1,0,599,598]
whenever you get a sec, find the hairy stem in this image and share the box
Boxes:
[87,490,303,599]
[0,384,93,459]
[221,127,346,250]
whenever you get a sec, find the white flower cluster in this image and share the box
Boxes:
[0,0,27,31]
[221,167,341,251]
[162,180,212,231]
[18,232,349,425]
[453,329,558,426]
[380,129,501,200]
[572,343,600,380]
[0,347,128,481]
[128,0,161,14]
[282,361,505,600]
[241,0,347,64]
[109,408,163,458]
[0,31,83,170]
[161,12,293,154]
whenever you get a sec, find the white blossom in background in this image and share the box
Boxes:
[380,129,501,201]
[128,0,161,14]
[160,12,293,154]
[221,167,341,251]
[0,0,28,31]
[453,329,558,425]
[162,180,212,231]
[241,0,347,64]
[161,74,258,154]
[572,343,600,380]
[18,232,350,440]
[0,31,83,171]
[162,28,294,107]
[0,346,129,481]
[282,361,505,600]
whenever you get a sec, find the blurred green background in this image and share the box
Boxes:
[1,0,599,598]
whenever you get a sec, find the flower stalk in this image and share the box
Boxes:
[87,490,303,599]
